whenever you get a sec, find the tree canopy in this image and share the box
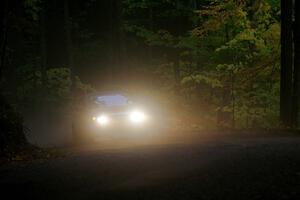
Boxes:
[0,0,298,140]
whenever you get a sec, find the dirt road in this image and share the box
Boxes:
[1,133,300,200]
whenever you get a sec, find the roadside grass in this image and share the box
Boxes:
[0,144,66,166]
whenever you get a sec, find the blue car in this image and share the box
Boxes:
[92,94,148,127]
[73,92,157,142]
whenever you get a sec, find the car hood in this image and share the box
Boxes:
[94,105,131,114]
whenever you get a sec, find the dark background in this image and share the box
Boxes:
[0,0,299,147]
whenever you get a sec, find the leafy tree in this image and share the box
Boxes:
[124,0,281,128]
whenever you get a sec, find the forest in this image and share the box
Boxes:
[0,0,299,152]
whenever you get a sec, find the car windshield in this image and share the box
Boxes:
[95,94,129,107]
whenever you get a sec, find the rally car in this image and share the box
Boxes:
[72,92,158,142]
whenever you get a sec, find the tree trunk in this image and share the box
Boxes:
[280,0,293,127]
[64,0,76,136]
[40,0,47,91]
[148,7,153,62]
[37,0,49,132]
[173,51,181,96]
[231,72,235,128]
[115,0,124,83]
[173,0,182,96]
[0,0,8,82]
[217,24,231,128]
[64,0,74,82]
[293,0,300,128]
[106,0,122,82]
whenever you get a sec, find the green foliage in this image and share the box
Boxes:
[23,0,41,21]
[181,74,222,88]
[15,65,94,110]
[0,94,27,154]
[124,0,280,128]
[4,0,281,132]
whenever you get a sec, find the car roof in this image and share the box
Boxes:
[93,94,129,106]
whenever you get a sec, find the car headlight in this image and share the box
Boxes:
[129,110,146,123]
[95,115,109,125]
